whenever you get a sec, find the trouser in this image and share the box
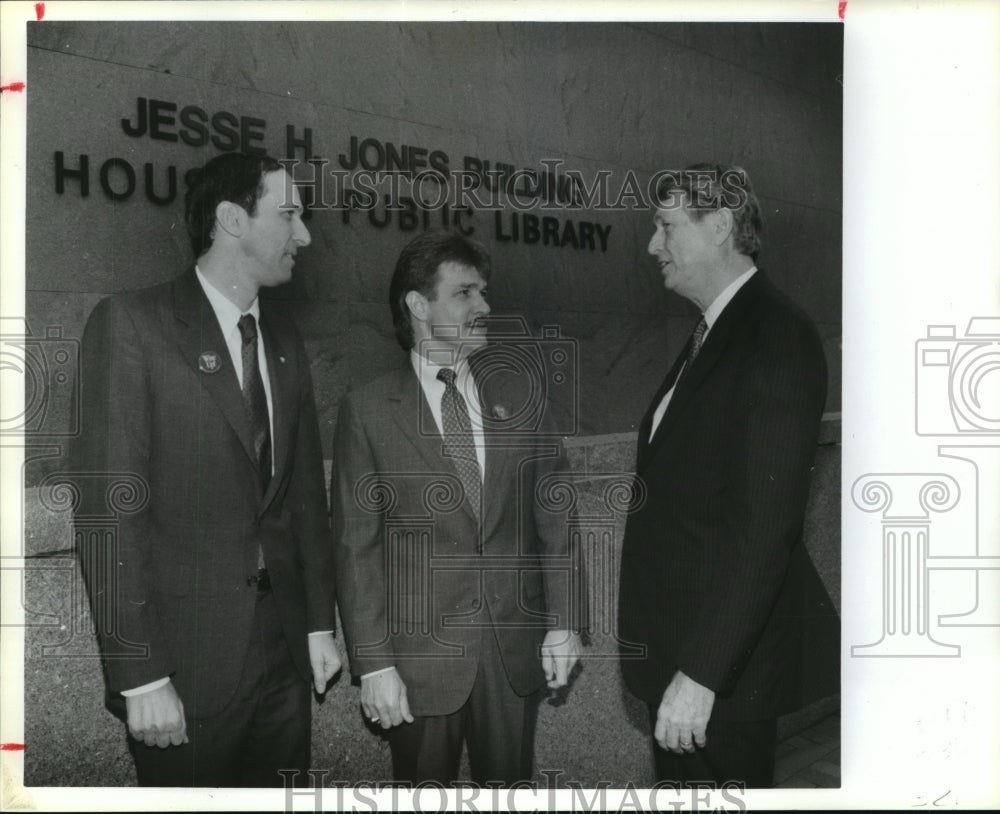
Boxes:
[387,624,541,786]
[648,705,777,789]
[129,587,311,787]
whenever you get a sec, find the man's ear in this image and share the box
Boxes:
[214,201,246,239]
[405,290,428,323]
[710,207,735,247]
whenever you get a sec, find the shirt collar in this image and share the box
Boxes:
[410,349,482,410]
[703,266,757,330]
[410,349,471,386]
[195,265,260,336]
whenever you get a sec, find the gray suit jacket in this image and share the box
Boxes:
[331,352,576,716]
[73,269,335,719]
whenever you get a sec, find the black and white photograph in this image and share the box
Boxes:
[0,1,996,810]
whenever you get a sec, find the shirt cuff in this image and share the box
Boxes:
[121,677,170,696]
[361,666,396,680]
[308,630,334,637]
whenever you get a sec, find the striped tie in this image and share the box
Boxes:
[237,314,272,489]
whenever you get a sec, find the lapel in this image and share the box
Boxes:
[387,364,481,526]
[640,271,767,469]
[636,341,689,471]
[474,366,512,537]
[259,307,297,509]
[170,269,258,473]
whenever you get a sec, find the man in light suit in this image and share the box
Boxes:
[618,164,834,787]
[331,231,581,785]
[73,152,340,786]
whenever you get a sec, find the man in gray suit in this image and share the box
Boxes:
[74,152,340,786]
[331,231,581,785]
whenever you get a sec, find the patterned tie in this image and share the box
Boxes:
[437,368,482,525]
[677,316,707,385]
[237,314,272,490]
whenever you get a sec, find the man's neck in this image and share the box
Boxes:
[412,340,469,369]
[197,251,258,312]
[690,254,755,312]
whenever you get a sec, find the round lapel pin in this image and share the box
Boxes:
[198,351,223,373]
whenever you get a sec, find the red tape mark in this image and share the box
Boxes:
[838,1,847,20]
[36,3,45,21]
[0,743,25,751]
[1,82,26,93]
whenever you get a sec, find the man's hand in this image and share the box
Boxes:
[360,668,414,730]
[308,632,342,694]
[125,681,188,748]
[540,629,582,689]
[655,670,715,754]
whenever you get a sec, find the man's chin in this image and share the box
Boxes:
[269,264,294,286]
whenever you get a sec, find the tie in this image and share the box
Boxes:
[437,368,482,526]
[237,314,272,490]
[677,316,707,385]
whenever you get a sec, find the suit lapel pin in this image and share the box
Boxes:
[492,404,509,420]
[279,355,286,364]
[198,350,222,373]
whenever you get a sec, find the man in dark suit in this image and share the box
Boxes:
[73,152,340,786]
[618,164,830,788]
[331,231,581,785]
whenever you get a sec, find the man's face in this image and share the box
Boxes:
[416,261,491,361]
[241,169,311,289]
[647,193,718,301]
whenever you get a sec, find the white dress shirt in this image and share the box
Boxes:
[648,266,757,439]
[195,266,275,452]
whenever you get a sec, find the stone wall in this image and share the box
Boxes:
[23,21,842,484]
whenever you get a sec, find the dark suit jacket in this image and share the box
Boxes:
[331,352,575,717]
[619,271,833,721]
[73,269,335,720]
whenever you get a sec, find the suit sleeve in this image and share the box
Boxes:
[288,331,337,634]
[73,296,173,693]
[677,316,827,695]
[330,393,395,677]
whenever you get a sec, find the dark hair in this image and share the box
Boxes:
[654,163,763,261]
[389,231,492,350]
[184,152,284,258]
